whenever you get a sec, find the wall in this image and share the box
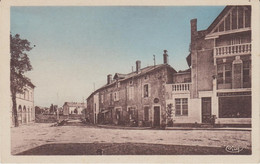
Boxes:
[173,72,191,83]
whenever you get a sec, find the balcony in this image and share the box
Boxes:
[214,43,251,58]
[171,83,191,94]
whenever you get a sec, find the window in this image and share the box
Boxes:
[144,107,149,121]
[175,98,188,116]
[243,61,250,86]
[143,84,149,98]
[116,108,121,120]
[101,94,104,103]
[217,63,232,84]
[114,92,119,101]
[128,87,134,100]
[219,96,251,118]
[110,93,113,103]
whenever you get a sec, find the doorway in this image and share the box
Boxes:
[153,106,160,127]
[201,97,212,123]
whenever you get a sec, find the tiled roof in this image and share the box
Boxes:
[87,64,176,100]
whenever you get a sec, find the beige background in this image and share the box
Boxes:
[0,0,259,163]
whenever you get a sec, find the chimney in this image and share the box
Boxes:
[136,60,141,73]
[163,50,168,64]
[107,74,112,85]
[190,19,197,42]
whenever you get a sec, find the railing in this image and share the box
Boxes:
[214,43,251,57]
[172,83,191,93]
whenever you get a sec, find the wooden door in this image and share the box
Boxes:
[202,97,211,123]
[153,106,160,127]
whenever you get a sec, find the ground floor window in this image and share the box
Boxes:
[175,98,188,116]
[219,96,251,118]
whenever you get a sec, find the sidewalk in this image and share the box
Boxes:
[165,127,251,131]
[96,124,251,131]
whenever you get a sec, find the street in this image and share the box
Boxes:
[11,121,251,155]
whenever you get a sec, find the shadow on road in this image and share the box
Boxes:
[16,143,252,155]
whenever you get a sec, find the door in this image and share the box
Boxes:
[153,106,160,127]
[202,97,212,123]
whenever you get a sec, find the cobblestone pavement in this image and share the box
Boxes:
[11,122,251,155]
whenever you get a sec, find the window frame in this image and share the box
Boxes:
[175,98,188,116]
[143,84,149,98]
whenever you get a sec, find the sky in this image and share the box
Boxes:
[11,6,225,107]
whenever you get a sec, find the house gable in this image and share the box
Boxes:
[206,6,251,39]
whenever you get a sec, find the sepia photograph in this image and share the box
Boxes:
[1,0,260,163]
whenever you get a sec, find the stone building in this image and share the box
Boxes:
[63,102,87,115]
[86,51,176,126]
[165,5,251,125]
[86,5,251,126]
[11,79,35,125]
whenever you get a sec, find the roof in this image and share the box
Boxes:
[206,5,250,35]
[177,68,191,74]
[206,6,232,33]
[87,64,177,100]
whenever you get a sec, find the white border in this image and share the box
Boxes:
[0,0,259,163]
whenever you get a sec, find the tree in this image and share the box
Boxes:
[50,104,54,114]
[10,34,34,127]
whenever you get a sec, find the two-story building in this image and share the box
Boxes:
[11,79,35,126]
[165,5,251,126]
[86,51,177,126]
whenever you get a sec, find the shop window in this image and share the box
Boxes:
[175,98,188,116]
[219,96,251,118]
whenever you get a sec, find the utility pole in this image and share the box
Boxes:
[56,92,59,122]
[93,83,95,92]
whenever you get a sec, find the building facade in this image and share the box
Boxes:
[165,5,251,125]
[86,51,176,126]
[86,5,251,126]
[11,81,35,126]
[63,102,87,115]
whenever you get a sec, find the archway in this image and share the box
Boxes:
[23,106,26,123]
[18,105,22,124]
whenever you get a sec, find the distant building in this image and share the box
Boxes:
[11,79,35,125]
[86,5,251,126]
[63,102,87,115]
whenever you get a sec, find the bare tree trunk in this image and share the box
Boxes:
[11,89,19,127]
